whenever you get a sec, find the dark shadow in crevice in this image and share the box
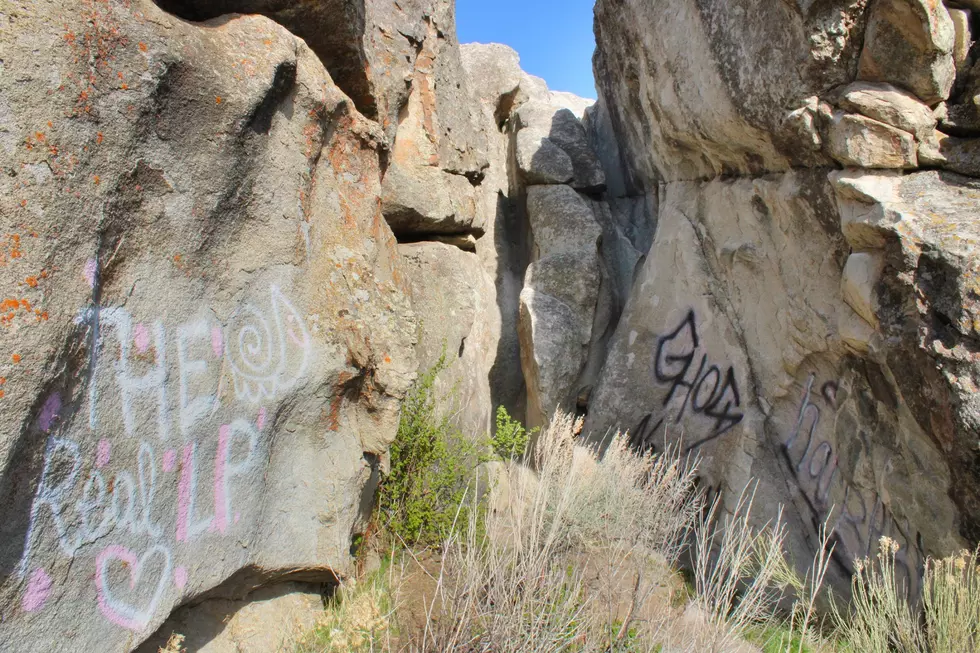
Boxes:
[487,183,530,426]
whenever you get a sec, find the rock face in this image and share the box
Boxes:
[519,186,602,428]
[592,0,870,182]
[152,0,449,148]
[398,241,498,436]
[0,6,613,646]
[858,0,956,105]
[590,0,980,597]
[380,2,489,238]
[0,1,417,649]
[9,0,980,645]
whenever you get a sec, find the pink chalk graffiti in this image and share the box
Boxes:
[96,439,111,468]
[38,393,61,433]
[257,407,266,430]
[213,425,231,534]
[22,568,53,613]
[211,326,223,358]
[134,322,151,354]
[162,449,176,473]
[285,314,309,348]
[83,259,97,288]
[173,566,188,590]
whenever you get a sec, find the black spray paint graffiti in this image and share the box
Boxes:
[630,310,744,454]
[783,374,924,600]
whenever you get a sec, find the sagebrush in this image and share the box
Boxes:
[310,403,980,652]
[374,355,490,548]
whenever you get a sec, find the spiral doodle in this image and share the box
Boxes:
[224,286,312,403]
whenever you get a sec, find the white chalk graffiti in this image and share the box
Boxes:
[86,308,171,440]
[96,544,173,631]
[16,284,313,631]
[226,286,311,403]
[177,319,219,438]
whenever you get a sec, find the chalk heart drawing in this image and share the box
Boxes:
[225,285,312,403]
[96,545,172,632]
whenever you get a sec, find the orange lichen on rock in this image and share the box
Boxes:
[0,233,26,267]
[0,294,45,326]
[11,354,21,363]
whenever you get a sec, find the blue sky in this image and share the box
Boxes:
[456,0,597,100]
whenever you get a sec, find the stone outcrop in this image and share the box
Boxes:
[398,241,498,436]
[588,0,980,597]
[0,1,419,649]
[519,185,602,428]
[154,0,476,157]
[858,0,956,105]
[592,0,871,181]
[380,2,489,238]
[8,0,980,645]
[0,4,611,644]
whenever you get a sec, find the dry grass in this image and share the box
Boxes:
[295,568,398,653]
[297,411,980,653]
[834,538,980,653]
[158,633,186,653]
[408,412,703,652]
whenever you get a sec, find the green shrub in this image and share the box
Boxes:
[375,355,489,548]
[491,405,536,460]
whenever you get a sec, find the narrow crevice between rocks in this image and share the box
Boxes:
[394,231,482,253]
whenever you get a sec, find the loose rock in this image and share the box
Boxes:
[827,113,918,168]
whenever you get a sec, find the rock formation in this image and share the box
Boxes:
[3,0,980,647]
[0,0,611,648]
[587,0,980,596]
[0,1,420,648]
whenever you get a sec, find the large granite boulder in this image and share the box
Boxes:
[158,0,488,182]
[833,170,980,544]
[592,0,872,182]
[460,43,529,424]
[519,185,602,429]
[857,0,956,105]
[585,170,965,595]
[0,1,415,649]
[513,91,605,193]
[590,0,980,597]
[398,242,498,436]
[152,0,425,139]
[379,1,490,237]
